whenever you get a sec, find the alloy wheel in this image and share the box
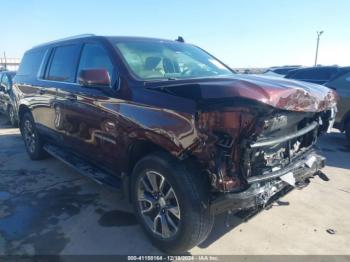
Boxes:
[137,170,181,239]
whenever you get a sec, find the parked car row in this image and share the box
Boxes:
[283,66,350,142]
[285,66,341,85]
[0,35,340,252]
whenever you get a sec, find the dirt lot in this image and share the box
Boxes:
[0,114,349,255]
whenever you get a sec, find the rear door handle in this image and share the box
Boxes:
[65,94,77,101]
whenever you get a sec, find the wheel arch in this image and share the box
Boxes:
[124,137,206,201]
[127,139,168,174]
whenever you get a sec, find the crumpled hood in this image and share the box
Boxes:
[147,74,337,112]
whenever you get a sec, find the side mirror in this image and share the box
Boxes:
[78,69,111,88]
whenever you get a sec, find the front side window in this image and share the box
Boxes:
[47,45,79,82]
[78,43,114,79]
[113,40,234,80]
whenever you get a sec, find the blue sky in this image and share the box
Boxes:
[1,0,349,67]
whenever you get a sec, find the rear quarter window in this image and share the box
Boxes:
[17,49,46,77]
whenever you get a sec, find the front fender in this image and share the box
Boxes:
[101,101,199,157]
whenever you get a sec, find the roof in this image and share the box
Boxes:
[31,34,97,49]
[106,36,179,43]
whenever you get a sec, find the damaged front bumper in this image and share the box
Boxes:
[210,151,325,214]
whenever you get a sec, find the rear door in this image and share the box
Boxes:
[40,44,81,142]
[56,41,120,172]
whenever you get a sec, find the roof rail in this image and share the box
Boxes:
[32,34,96,49]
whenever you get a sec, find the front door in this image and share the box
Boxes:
[56,42,120,173]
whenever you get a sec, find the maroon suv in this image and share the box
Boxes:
[13,35,337,252]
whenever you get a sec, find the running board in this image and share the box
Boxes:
[43,144,123,192]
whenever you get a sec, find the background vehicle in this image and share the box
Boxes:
[0,71,18,126]
[325,67,350,143]
[285,66,340,84]
[263,66,301,77]
[13,35,336,252]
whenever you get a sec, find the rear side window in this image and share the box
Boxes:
[46,45,79,82]
[17,49,46,76]
[77,43,114,78]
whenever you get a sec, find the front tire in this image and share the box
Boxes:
[20,112,47,160]
[131,152,214,253]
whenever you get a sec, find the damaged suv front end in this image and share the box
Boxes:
[197,77,336,213]
[112,37,337,251]
[148,75,337,214]
[207,108,329,213]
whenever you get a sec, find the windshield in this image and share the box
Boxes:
[113,40,234,80]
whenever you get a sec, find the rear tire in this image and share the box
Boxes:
[7,105,18,127]
[131,152,214,253]
[20,112,47,160]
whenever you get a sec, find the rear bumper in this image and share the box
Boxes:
[210,152,325,214]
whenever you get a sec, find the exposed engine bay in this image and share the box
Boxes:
[192,104,336,213]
